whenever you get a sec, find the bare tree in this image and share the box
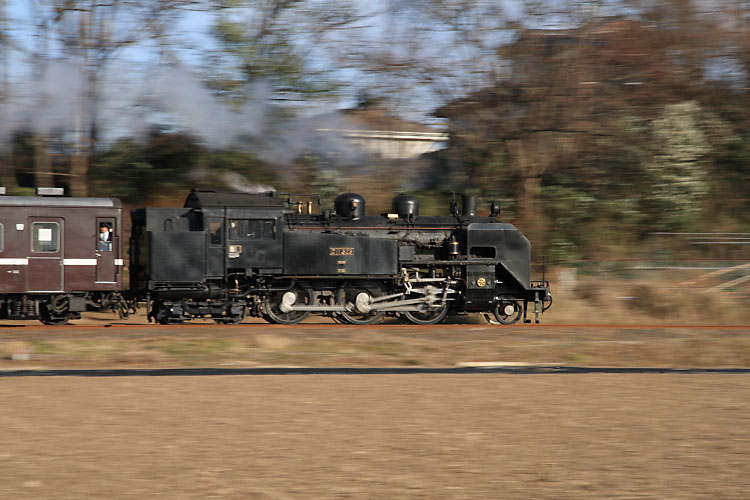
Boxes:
[436,14,720,243]
[0,0,19,191]
[8,0,201,196]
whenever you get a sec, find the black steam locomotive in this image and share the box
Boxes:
[129,190,551,325]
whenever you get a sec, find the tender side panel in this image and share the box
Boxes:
[148,232,206,282]
[130,208,207,288]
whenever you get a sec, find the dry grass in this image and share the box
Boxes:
[0,271,748,370]
[545,267,749,325]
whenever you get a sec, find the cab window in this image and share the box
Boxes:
[209,220,223,245]
[229,219,276,240]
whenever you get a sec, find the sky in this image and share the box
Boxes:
[0,0,644,152]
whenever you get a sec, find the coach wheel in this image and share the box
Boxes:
[492,300,522,325]
[40,295,71,325]
[41,315,70,325]
[403,302,448,325]
[263,284,313,325]
[337,282,385,325]
[40,312,70,325]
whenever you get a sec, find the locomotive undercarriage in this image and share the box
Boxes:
[146,268,550,326]
[147,282,454,326]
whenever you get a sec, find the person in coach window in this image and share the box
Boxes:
[99,223,113,252]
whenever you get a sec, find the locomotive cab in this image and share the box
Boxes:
[130,190,287,323]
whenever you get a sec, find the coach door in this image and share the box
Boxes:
[96,218,116,282]
[28,217,63,292]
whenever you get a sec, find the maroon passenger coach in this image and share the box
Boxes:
[0,193,123,324]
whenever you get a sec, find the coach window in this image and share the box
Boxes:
[31,222,59,253]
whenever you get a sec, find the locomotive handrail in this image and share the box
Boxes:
[530,280,550,289]
[233,279,297,297]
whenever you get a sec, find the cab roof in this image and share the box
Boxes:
[184,189,284,209]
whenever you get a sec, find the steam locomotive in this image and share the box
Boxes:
[0,188,551,325]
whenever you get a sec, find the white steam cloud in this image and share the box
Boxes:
[152,66,269,149]
[33,61,88,136]
[1,61,365,173]
[150,66,364,167]
[0,60,87,145]
[221,171,276,193]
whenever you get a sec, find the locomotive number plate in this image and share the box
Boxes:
[329,247,355,256]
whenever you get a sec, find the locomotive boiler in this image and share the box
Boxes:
[130,189,551,325]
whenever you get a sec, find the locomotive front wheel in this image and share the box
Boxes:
[492,301,522,325]
[542,294,553,312]
[336,282,385,325]
[263,284,313,325]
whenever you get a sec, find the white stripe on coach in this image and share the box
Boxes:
[63,259,98,266]
[0,258,28,265]
[1,258,122,266]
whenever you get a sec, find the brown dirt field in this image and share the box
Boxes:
[1,374,749,499]
[1,322,750,498]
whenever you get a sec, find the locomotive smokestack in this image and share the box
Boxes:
[462,194,476,216]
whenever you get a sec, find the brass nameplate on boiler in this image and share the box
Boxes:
[329,247,355,256]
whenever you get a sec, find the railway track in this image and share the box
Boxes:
[1,321,749,331]
[2,366,750,377]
